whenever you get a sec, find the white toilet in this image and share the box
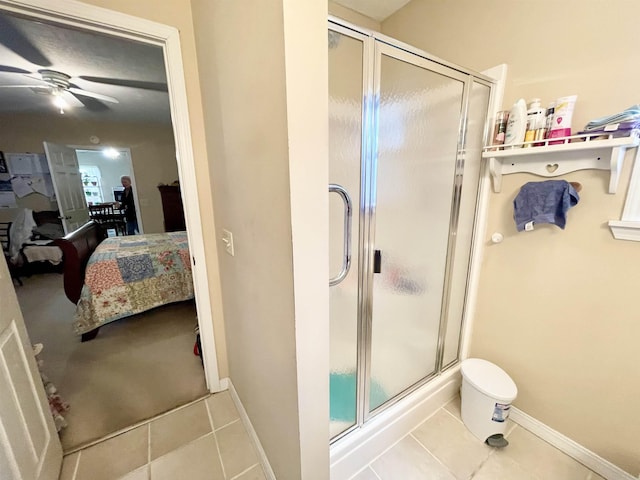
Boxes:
[460,358,517,444]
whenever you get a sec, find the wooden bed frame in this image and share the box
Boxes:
[53,221,107,341]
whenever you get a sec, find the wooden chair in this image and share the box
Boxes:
[89,204,126,236]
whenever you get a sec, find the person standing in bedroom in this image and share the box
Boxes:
[119,175,138,235]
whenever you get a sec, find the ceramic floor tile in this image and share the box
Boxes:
[149,399,212,460]
[496,426,593,480]
[117,465,149,480]
[349,466,380,480]
[412,408,492,479]
[216,420,259,478]
[444,394,462,420]
[585,472,606,480]
[150,433,224,480]
[232,464,267,480]
[74,425,149,480]
[371,435,456,480]
[59,452,79,480]
[471,451,540,480]
[206,390,240,429]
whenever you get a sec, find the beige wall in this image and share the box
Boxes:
[383,0,640,475]
[74,0,228,377]
[328,1,380,30]
[0,113,176,233]
[192,0,329,478]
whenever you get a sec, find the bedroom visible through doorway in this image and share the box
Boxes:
[0,5,214,452]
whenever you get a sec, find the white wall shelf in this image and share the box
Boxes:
[482,131,640,193]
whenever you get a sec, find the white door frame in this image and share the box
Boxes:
[0,0,222,391]
[74,146,145,234]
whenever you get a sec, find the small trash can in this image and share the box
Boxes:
[460,358,517,446]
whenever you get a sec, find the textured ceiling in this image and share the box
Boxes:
[0,11,171,124]
[331,0,412,21]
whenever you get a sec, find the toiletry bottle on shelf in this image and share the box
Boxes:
[524,98,545,147]
[492,110,509,148]
[548,95,578,144]
[504,98,527,147]
[544,102,555,139]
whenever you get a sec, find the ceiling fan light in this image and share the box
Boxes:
[51,95,68,111]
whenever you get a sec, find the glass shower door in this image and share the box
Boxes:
[367,43,468,412]
[328,27,366,439]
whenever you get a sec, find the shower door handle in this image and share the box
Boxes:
[329,184,352,286]
[374,250,381,273]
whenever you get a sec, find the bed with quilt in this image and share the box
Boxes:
[56,225,194,340]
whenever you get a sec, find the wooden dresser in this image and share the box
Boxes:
[157,184,186,232]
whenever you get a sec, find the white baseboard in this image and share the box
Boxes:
[226,379,276,480]
[330,368,462,480]
[510,407,636,480]
[224,375,636,480]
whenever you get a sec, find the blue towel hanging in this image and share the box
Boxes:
[513,180,580,232]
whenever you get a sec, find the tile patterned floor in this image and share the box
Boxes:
[348,396,605,480]
[59,391,606,480]
[58,391,265,480]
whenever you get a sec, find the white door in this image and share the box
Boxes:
[43,142,90,234]
[0,258,63,479]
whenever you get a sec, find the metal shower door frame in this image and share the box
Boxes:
[328,17,494,443]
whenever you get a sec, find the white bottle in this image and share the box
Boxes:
[504,98,527,147]
[524,98,545,147]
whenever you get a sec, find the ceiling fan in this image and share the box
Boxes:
[0,13,168,113]
[0,68,120,112]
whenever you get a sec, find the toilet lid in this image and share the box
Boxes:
[461,358,517,402]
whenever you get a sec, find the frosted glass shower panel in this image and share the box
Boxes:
[441,81,491,368]
[369,49,465,410]
[329,29,363,438]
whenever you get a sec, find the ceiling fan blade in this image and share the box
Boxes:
[68,87,119,104]
[60,91,85,108]
[77,76,168,92]
[69,91,109,112]
[0,15,52,67]
[0,84,43,88]
[0,65,31,74]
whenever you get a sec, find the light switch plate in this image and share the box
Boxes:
[221,229,234,256]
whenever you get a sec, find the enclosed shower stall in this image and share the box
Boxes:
[329,19,493,441]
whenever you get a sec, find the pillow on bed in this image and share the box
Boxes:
[32,222,65,240]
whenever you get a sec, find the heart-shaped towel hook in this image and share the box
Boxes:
[546,163,559,173]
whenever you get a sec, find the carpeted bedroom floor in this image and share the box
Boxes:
[15,272,208,452]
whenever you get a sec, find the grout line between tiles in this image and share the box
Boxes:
[146,423,151,479]
[409,432,458,479]
[205,396,227,479]
[369,466,383,480]
[63,392,211,456]
[468,445,496,480]
[229,462,260,480]
[354,432,415,476]
[441,404,464,424]
[214,418,241,433]
[350,464,383,480]
[71,450,81,480]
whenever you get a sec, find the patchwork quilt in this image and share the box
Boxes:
[74,232,194,334]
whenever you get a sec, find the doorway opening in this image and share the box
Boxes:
[0,2,219,453]
[76,147,145,234]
